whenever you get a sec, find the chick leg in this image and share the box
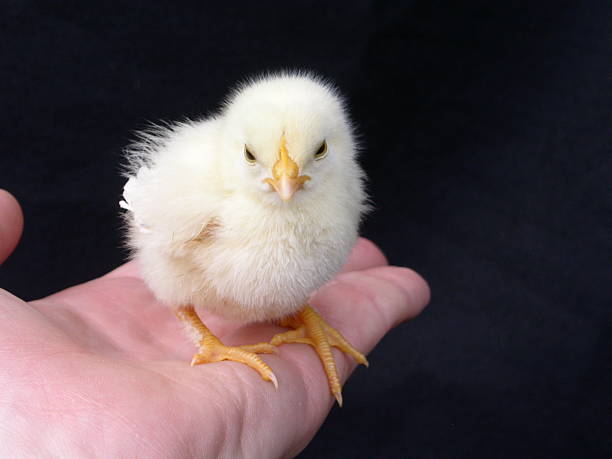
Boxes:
[176,306,278,388]
[270,305,368,406]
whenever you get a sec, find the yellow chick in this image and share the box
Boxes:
[120,72,368,405]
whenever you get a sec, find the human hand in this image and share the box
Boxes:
[0,190,430,458]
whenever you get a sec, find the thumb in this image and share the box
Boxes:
[0,190,24,265]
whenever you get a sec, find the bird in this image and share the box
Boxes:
[119,72,369,405]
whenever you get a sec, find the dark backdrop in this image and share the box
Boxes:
[0,1,609,458]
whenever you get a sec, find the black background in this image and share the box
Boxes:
[0,1,609,457]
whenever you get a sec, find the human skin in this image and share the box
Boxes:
[0,189,430,458]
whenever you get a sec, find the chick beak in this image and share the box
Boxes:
[264,135,310,202]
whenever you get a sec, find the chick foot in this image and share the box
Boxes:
[176,306,278,388]
[270,305,368,406]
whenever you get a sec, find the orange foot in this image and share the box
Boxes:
[270,305,368,406]
[176,306,278,388]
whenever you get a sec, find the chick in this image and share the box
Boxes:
[120,73,368,405]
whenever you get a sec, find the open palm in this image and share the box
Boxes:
[0,190,429,458]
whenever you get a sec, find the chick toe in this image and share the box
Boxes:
[177,305,277,387]
[271,305,367,406]
[191,343,277,387]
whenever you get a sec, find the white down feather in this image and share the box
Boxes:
[121,72,368,322]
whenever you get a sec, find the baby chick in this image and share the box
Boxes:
[120,72,368,405]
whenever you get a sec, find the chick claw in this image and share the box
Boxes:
[270,305,368,406]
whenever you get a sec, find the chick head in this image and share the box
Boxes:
[220,73,356,206]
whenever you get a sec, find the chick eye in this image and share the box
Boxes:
[244,146,257,164]
[314,141,328,160]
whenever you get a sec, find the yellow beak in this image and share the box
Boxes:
[264,135,310,201]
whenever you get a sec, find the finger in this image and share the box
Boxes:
[104,260,140,279]
[307,267,429,396]
[318,267,430,349]
[256,265,429,423]
[0,189,24,265]
[339,237,388,273]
